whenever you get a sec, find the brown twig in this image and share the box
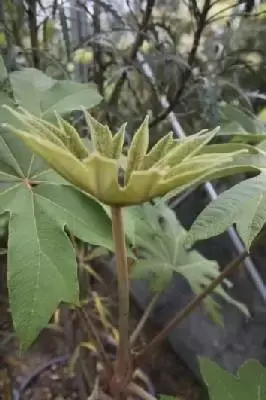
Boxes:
[134,250,248,366]
[149,0,211,128]
[107,0,155,109]
[26,0,40,68]
[130,292,161,347]
[93,0,105,96]
[135,226,266,367]
[0,368,12,400]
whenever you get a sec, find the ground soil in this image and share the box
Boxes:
[0,257,202,400]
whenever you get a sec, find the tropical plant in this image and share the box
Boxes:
[1,0,266,398]
[3,73,265,398]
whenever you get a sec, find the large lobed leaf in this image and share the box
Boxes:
[199,358,266,400]
[0,65,114,349]
[186,171,266,250]
[0,128,114,349]
[129,201,248,324]
[9,68,102,119]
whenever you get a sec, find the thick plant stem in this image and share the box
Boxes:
[135,250,248,366]
[111,206,131,385]
[130,292,161,346]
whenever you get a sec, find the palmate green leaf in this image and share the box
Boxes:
[10,74,42,116]
[0,128,114,349]
[220,104,259,134]
[131,259,173,292]
[199,358,266,400]
[129,202,248,323]
[40,80,101,117]
[8,68,102,118]
[11,68,54,92]
[0,67,113,348]
[186,171,266,250]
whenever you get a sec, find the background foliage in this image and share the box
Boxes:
[1,0,266,135]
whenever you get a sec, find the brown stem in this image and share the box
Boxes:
[0,368,12,400]
[135,250,248,366]
[111,207,132,383]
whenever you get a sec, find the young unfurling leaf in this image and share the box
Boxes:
[124,116,149,184]
[84,111,113,157]
[140,132,175,169]
[56,114,88,159]
[112,123,126,159]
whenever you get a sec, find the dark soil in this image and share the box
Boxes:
[0,258,201,400]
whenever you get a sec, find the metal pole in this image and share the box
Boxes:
[137,52,266,302]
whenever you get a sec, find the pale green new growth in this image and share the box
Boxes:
[5,106,68,148]
[140,132,174,170]
[124,116,149,184]
[84,111,113,157]
[153,129,215,168]
[56,114,88,159]
[4,108,261,206]
[112,123,126,159]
